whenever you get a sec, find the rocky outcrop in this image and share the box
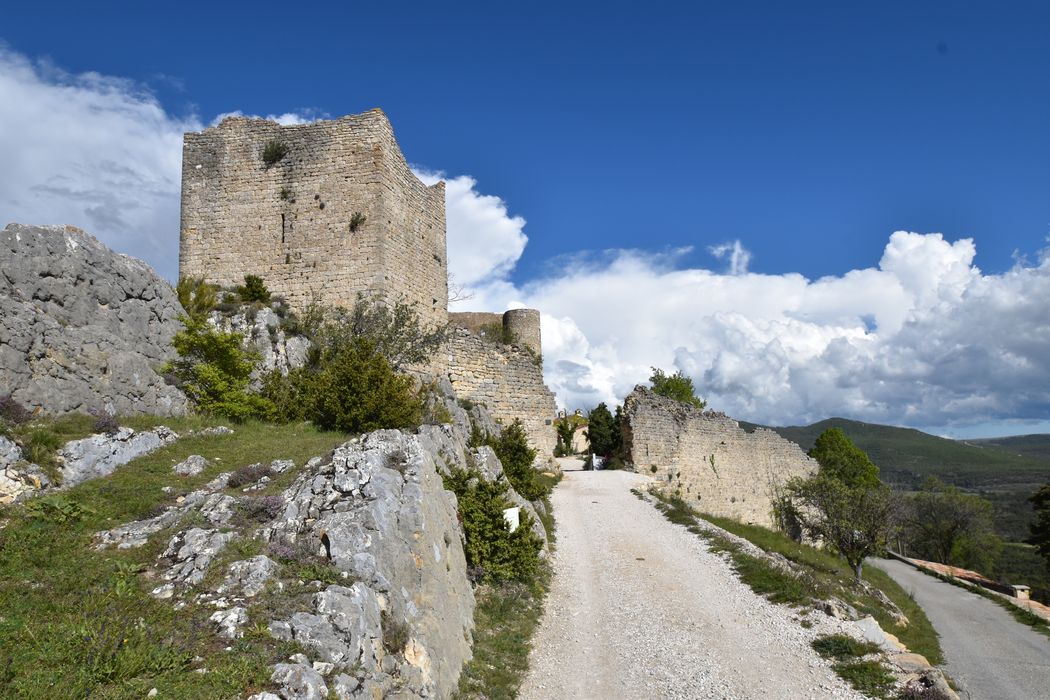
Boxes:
[265,429,475,697]
[0,426,177,503]
[210,306,310,382]
[0,224,188,416]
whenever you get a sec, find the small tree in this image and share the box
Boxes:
[808,427,880,489]
[1029,484,1050,568]
[262,139,288,166]
[165,315,273,422]
[788,474,899,582]
[237,274,271,303]
[649,367,706,409]
[787,428,897,582]
[905,477,1001,571]
[585,403,619,458]
[554,419,576,456]
[493,420,543,501]
[176,277,219,319]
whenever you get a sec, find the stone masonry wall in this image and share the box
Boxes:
[623,386,816,528]
[446,328,557,461]
[180,109,447,327]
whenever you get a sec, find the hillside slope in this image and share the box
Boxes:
[743,417,1050,490]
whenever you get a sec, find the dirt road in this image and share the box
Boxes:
[520,467,867,699]
[871,558,1050,700]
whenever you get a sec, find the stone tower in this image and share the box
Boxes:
[179,109,448,327]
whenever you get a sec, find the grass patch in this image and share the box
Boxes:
[534,471,562,548]
[833,659,896,698]
[812,634,881,660]
[0,417,350,698]
[454,565,551,699]
[648,491,944,665]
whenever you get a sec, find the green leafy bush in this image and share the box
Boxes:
[164,315,273,422]
[175,277,219,319]
[265,338,421,433]
[236,274,271,304]
[492,420,546,501]
[442,466,544,582]
[262,139,288,166]
[811,634,880,660]
[649,367,706,409]
[349,211,366,232]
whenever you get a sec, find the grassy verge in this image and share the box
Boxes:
[454,565,552,698]
[649,491,943,665]
[454,469,561,698]
[0,415,350,699]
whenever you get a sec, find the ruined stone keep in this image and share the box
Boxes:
[623,386,817,528]
[179,110,557,457]
[180,109,448,327]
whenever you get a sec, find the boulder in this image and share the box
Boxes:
[0,223,188,416]
[174,454,209,476]
[58,426,178,488]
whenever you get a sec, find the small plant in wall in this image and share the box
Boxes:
[279,187,294,201]
[349,211,367,232]
[262,139,289,167]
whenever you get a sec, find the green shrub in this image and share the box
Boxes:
[492,420,547,501]
[811,634,880,660]
[443,466,544,582]
[349,211,366,232]
[164,315,273,422]
[262,140,288,166]
[265,338,421,433]
[479,321,516,345]
[381,610,409,653]
[176,277,219,319]
[832,660,895,697]
[236,275,271,304]
[649,367,707,409]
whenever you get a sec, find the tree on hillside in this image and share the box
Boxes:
[1030,484,1050,568]
[585,403,620,458]
[808,427,881,489]
[649,368,707,409]
[787,473,900,583]
[786,428,898,582]
[904,477,1001,571]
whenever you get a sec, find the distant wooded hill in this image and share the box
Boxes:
[740,417,1050,491]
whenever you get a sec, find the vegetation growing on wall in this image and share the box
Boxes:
[649,367,707,409]
[261,139,288,166]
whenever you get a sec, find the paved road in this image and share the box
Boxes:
[520,468,867,699]
[870,558,1050,700]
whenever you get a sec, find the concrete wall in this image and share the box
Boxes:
[446,328,557,461]
[180,109,447,327]
[622,386,816,528]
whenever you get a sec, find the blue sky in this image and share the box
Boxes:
[2,2,1049,436]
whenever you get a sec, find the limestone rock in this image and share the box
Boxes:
[210,605,248,639]
[270,663,329,700]
[158,527,234,589]
[266,429,475,696]
[854,615,908,653]
[59,426,178,489]
[174,454,209,476]
[219,555,280,597]
[0,223,188,416]
[210,306,310,383]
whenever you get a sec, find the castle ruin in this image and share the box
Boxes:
[622,386,817,528]
[179,109,556,456]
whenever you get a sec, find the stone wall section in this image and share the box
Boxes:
[623,386,816,528]
[446,328,557,460]
[180,109,447,327]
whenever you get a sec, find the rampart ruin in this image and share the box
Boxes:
[179,110,557,457]
[447,311,557,458]
[622,386,817,528]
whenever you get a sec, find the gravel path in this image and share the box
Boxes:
[870,558,1050,700]
[520,467,869,699]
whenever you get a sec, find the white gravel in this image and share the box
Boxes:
[520,467,871,699]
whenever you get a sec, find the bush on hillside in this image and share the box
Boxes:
[649,367,707,409]
[263,337,422,433]
[442,466,544,583]
[491,420,548,501]
[164,314,273,422]
[176,277,219,319]
[236,275,271,304]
